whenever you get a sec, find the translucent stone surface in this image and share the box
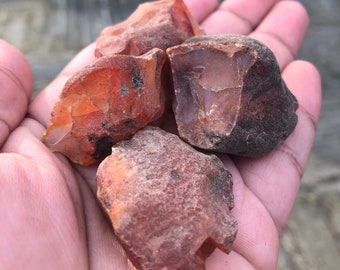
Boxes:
[42,48,167,165]
[167,34,298,157]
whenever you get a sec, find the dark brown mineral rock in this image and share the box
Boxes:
[96,126,237,270]
[42,48,167,166]
[167,34,298,157]
[95,0,203,57]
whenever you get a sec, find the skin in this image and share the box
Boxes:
[0,0,321,269]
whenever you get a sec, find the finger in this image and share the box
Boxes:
[207,156,279,269]
[233,61,322,233]
[184,0,219,23]
[0,40,33,147]
[249,1,309,69]
[77,174,135,270]
[29,43,96,127]
[207,249,253,269]
[199,0,277,35]
[283,61,322,123]
[0,123,89,269]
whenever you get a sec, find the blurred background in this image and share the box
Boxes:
[0,0,339,269]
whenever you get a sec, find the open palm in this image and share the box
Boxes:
[0,0,321,269]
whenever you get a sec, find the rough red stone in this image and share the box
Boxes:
[167,34,298,157]
[42,48,167,165]
[96,126,237,270]
[95,0,203,57]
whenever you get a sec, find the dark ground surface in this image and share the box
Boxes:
[0,0,339,269]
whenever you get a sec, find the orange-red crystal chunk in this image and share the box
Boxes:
[42,0,204,166]
[42,48,167,165]
[95,0,203,57]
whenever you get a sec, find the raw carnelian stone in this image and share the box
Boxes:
[167,34,298,157]
[42,48,167,166]
[97,126,237,270]
[95,0,203,57]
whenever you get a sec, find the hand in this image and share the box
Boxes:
[0,0,321,269]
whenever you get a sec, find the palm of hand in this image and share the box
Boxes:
[0,0,321,269]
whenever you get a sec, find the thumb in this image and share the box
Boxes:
[0,39,33,147]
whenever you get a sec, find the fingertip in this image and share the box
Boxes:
[58,42,96,78]
[254,0,309,58]
[183,0,218,23]
[219,0,277,29]
[0,39,33,146]
[283,60,322,124]
[278,0,310,54]
[0,39,33,97]
[29,43,96,127]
